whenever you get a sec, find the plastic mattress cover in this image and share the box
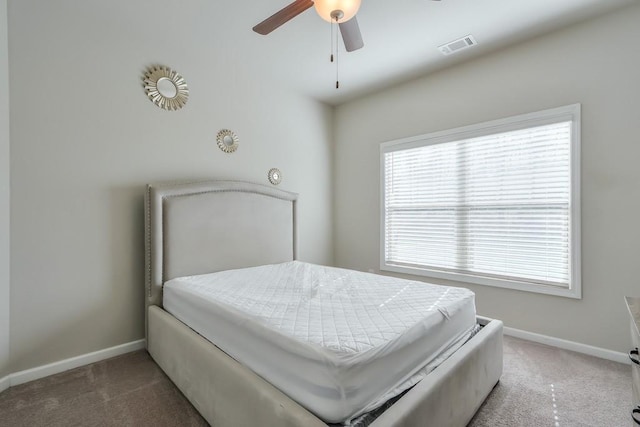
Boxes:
[163,261,476,424]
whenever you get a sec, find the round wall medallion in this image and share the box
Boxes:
[216,129,239,153]
[143,65,189,111]
[268,168,282,185]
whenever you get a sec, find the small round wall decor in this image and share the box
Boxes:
[143,65,189,111]
[216,129,239,153]
[268,168,282,185]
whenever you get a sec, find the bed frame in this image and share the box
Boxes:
[145,180,503,427]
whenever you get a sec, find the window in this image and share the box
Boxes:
[380,105,581,298]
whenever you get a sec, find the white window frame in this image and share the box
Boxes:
[380,104,581,299]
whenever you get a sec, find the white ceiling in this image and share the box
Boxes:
[224,0,635,105]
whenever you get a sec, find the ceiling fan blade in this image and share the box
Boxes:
[253,0,314,35]
[339,16,364,52]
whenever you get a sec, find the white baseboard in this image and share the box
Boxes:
[0,374,10,393]
[2,339,146,390]
[503,326,629,365]
[0,330,629,394]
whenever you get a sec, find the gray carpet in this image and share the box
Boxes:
[0,336,631,427]
[469,337,630,427]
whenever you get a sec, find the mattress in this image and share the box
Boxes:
[163,261,477,424]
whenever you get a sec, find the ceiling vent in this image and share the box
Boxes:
[438,35,477,55]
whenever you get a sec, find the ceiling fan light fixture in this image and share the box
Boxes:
[314,0,361,23]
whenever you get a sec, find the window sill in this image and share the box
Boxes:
[380,263,582,299]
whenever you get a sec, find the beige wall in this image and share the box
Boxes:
[5,0,639,376]
[8,0,333,372]
[0,0,9,378]
[334,4,640,353]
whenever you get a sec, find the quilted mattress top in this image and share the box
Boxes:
[164,261,476,423]
[166,261,473,358]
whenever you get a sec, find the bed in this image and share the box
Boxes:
[144,180,503,427]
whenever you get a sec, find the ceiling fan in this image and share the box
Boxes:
[253,0,365,52]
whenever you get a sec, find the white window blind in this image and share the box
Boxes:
[381,105,580,298]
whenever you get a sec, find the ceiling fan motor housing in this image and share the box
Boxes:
[330,10,345,21]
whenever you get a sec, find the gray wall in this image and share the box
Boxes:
[0,0,9,378]
[334,4,640,353]
[8,0,333,372]
[5,0,638,376]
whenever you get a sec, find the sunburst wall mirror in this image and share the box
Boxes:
[216,129,239,153]
[143,65,189,111]
[268,168,282,185]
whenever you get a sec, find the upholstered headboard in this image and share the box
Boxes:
[144,180,298,311]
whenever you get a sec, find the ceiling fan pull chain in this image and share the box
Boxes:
[335,15,339,89]
[330,20,334,63]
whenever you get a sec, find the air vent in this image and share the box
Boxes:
[438,35,477,55]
